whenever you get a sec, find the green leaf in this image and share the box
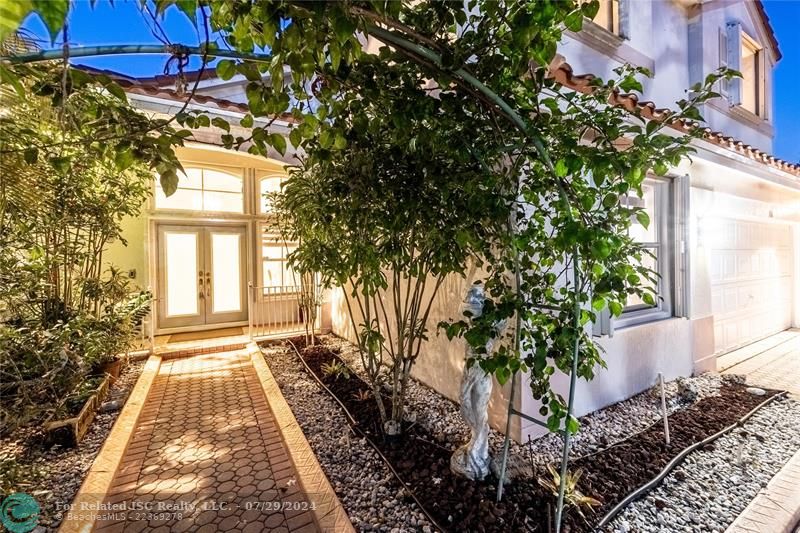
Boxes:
[212,117,230,132]
[554,159,568,178]
[635,210,650,229]
[195,114,210,128]
[49,156,71,174]
[608,301,623,317]
[0,0,32,42]
[581,0,600,19]
[495,366,511,385]
[289,127,302,148]
[319,129,333,149]
[115,148,134,171]
[160,169,179,196]
[103,81,127,101]
[240,114,254,128]
[619,75,644,94]
[23,147,38,164]
[566,416,579,434]
[175,0,197,26]
[332,14,356,44]
[547,414,561,432]
[0,64,25,96]
[654,161,668,176]
[269,133,287,156]
[32,0,68,42]
[216,59,237,81]
[564,10,584,32]
[333,132,347,150]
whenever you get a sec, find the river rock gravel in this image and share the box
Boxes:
[267,336,775,531]
[0,360,144,531]
[261,342,434,532]
[325,334,725,465]
[605,394,800,533]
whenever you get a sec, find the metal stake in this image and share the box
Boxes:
[659,372,670,445]
[496,372,517,502]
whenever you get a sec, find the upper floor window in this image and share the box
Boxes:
[593,0,620,35]
[740,34,762,116]
[723,22,767,119]
[155,167,244,213]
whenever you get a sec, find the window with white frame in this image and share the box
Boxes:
[740,34,762,116]
[599,178,674,332]
[154,167,244,213]
[259,175,287,213]
[260,230,297,290]
[593,0,620,35]
[723,22,767,118]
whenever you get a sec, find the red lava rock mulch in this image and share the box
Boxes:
[291,338,777,532]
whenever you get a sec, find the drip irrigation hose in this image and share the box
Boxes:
[284,340,448,533]
[593,390,789,531]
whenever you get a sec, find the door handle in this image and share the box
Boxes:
[205,274,211,297]
[198,271,205,299]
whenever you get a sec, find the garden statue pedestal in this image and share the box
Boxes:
[450,284,504,481]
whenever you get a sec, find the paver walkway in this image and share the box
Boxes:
[96,350,319,533]
[721,329,800,397]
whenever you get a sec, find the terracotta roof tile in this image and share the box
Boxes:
[547,55,799,177]
[77,62,798,177]
[76,65,294,122]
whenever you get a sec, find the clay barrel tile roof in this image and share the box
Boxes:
[545,54,799,177]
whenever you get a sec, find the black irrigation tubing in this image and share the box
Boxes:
[593,390,789,531]
[285,340,448,533]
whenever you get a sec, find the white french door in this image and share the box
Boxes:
[157,224,248,330]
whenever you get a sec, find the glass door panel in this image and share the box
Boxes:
[211,233,242,313]
[205,227,248,324]
[157,224,248,330]
[158,226,205,328]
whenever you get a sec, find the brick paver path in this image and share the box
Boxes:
[722,330,800,397]
[96,351,319,533]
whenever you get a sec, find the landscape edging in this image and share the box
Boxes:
[248,342,356,533]
[594,391,789,530]
[58,354,162,533]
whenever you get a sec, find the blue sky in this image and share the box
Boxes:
[763,1,800,163]
[20,0,800,162]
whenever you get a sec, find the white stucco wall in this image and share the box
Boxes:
[561,0,775,152]
[520,317,693,441]
[329,275,520,438]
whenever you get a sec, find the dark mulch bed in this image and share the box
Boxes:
[289,337,776,532]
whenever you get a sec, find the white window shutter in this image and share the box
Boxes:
[617,0,631,40]
[673,174,691,319]
[726,21,742,106]
[718,28,729,97]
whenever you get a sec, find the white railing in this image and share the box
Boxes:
[248,283,320,340]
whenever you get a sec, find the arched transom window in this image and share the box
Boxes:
[155,167,244,213]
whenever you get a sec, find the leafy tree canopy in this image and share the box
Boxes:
[2,1,735,434]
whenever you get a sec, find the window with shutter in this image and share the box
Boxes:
[718,28,729,97]
[726,22,743,107]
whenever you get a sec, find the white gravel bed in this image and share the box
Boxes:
[325,334,726,466]
[606,394,800,533]
[261,342,434,533]
[0,360,144,531]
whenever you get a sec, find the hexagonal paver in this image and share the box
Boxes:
[98,351,321,532]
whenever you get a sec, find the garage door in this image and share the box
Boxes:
[709,217,794,355]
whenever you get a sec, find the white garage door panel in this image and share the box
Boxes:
[709,218,794,355]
